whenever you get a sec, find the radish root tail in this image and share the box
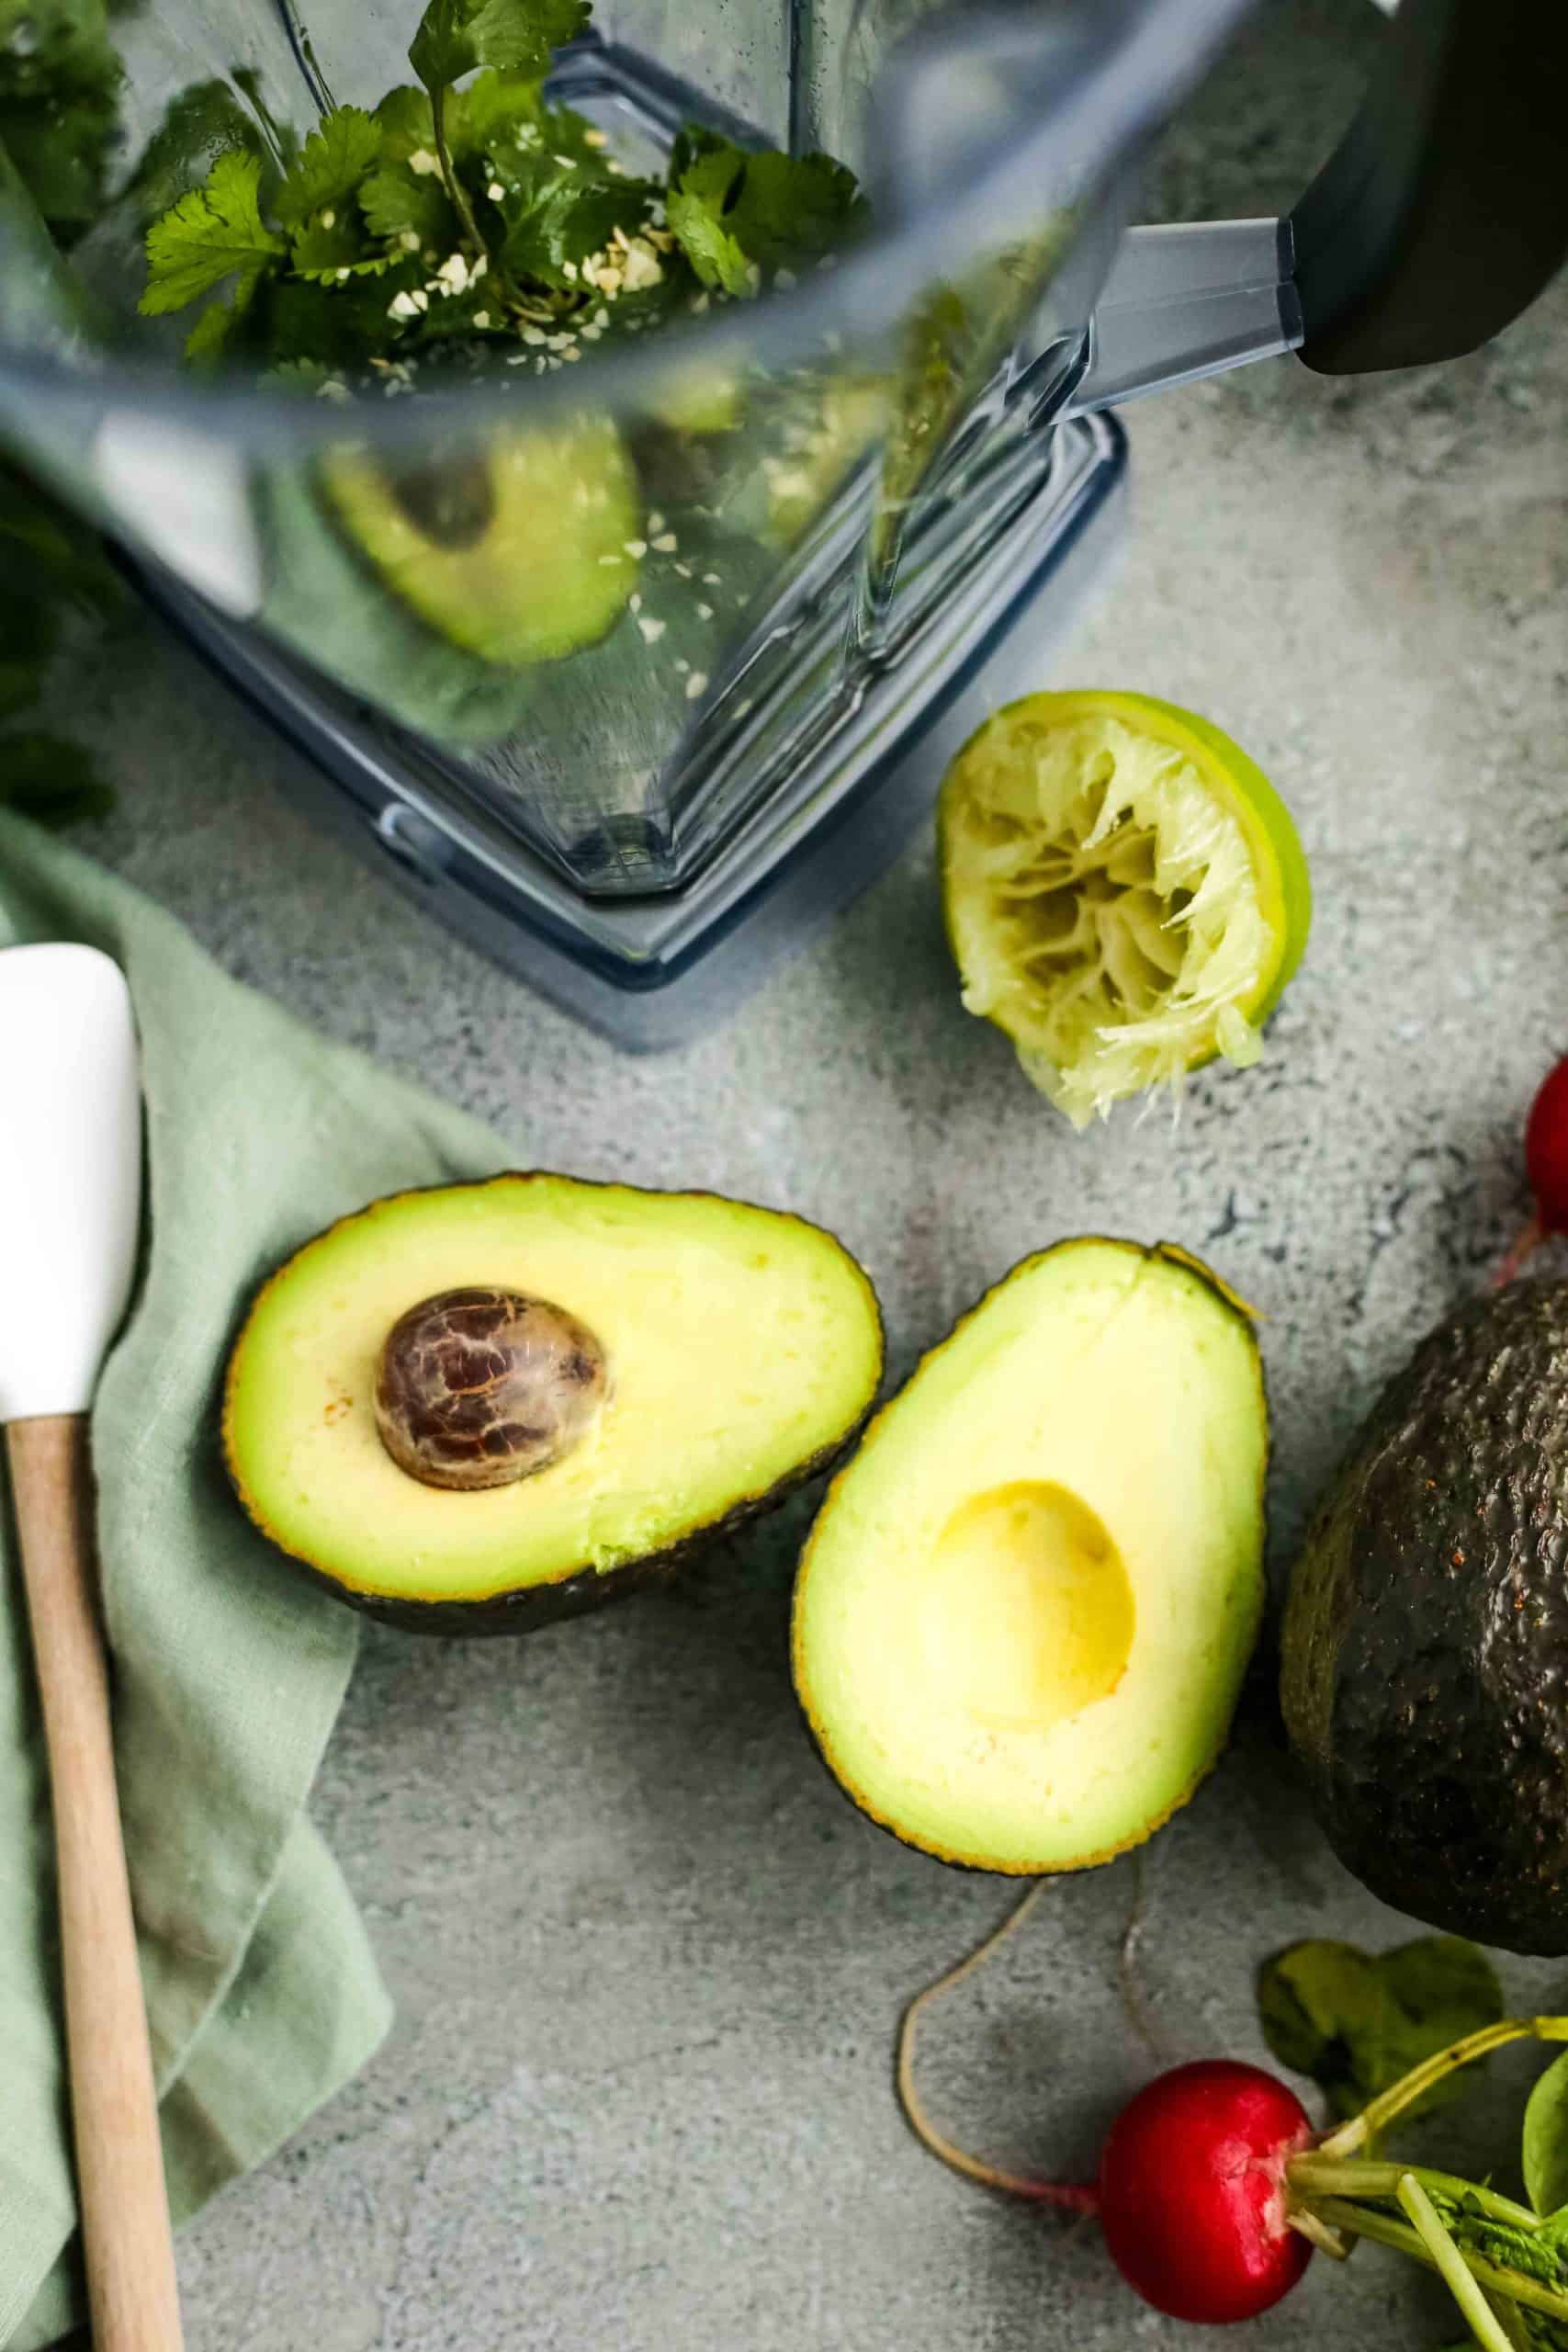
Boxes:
[894,1879,1100,2215]
[1495,1214,1546,1288]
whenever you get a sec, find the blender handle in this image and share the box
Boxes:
[1290,0,1568,374]
[1068,0,1565,413]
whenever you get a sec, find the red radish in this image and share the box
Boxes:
[897,1887,1318,2325]
[1097,2061,1314,2324]
[897,1902,1568,2338]
[1527,1057,1568,1235]
[1497,1054,1568,1282]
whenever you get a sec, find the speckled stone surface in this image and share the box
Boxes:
[35,1,1568,2341]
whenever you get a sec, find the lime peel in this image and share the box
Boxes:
[940,692,1309,1126]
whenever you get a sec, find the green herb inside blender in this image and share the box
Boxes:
[139,0,866,381]
[0,0,126,245]
[0,463,118,826]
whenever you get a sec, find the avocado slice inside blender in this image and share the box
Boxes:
[793,1238,1268,1871]
[321,416,642,666]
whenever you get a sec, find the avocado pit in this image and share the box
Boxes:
[374,1285,608,1492]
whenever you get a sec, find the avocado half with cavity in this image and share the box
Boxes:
[224,1175,883,1633]
[1281,1279,1568,1956]
[321,417,641,667]
[793,1238,1268,1871]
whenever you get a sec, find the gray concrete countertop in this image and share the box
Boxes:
[40,4,1568,2342]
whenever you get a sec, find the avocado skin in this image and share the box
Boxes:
[223,1172,884,1638]
[1281,1280,1568,1955]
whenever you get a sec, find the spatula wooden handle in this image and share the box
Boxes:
[6,1414,184,2352]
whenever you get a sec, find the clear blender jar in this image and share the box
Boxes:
[0,0,1561,1041]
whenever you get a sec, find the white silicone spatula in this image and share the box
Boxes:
[0,942,184,2352]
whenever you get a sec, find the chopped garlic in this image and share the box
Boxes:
[620,240,663,291]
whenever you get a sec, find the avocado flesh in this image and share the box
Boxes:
[1281,1280,1568,1956]
[321,419,640,668]
[792,1238,1267,1871]
[258,469,536,746]
[225,1175,884,1631]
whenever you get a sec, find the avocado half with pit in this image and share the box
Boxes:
[792,1238,1268,1871]
[321,417,641,668]
[224,1175,883,1633]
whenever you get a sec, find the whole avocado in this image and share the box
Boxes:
[1281,1280,1568,1956]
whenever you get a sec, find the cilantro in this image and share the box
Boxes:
[140,150,285,314]
[408,0,587,95]
[181,291,243,367]
[0,467,118,827]
[371,84,437,161]
[260,356,333,392]
[667,130,863,295]
[666,142,751,296]
[457,62,547,156]
[273,105,381,228]
[138,0,865,385]
[124,78,264,224]
[250,263,426,370]
[357,163,457,251]
[0,0,123,241]
[289,213,388,281]
[497,165,641,287]
[723,147,863,268]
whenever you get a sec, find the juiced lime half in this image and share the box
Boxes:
[939,690,1312,1127]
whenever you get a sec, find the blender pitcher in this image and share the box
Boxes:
[0,0,1561,1044]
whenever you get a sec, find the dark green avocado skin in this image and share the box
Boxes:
[1281,1281,1568,1956]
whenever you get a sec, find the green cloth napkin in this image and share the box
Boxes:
[0,811,510,2346]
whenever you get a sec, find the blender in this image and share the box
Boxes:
[0,0,1561,1044]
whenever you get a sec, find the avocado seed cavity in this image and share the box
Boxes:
[374,1286,609,1491]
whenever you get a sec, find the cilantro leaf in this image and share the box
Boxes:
[289,212,388,280]
[358,163,457,251]
[124,78,262,224]
[497,166,638,286]
[1257,1936,1503,2123]
[261,356,332,390]
[723,147,863,268]
[371,85,436,161]
[250,259,425,369]
[140,150,285,314]
[273,104,381,228]
[665,128,863,293]
[182,294,241,366]
[667,143,750,296]
[457,63,546,158]
[0,731,113,827]
[408,0,588,95]
[0,0,123,239]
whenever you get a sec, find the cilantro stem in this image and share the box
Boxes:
[1487,2289,1533,2352]
[1320,2017,1568,2158]
[430,84,488,268]
[1283,2205,1354,2260]
[1288,2157,1541,2233]
[1397,2173,1517,2352]
[1306,2198,1568,2324]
